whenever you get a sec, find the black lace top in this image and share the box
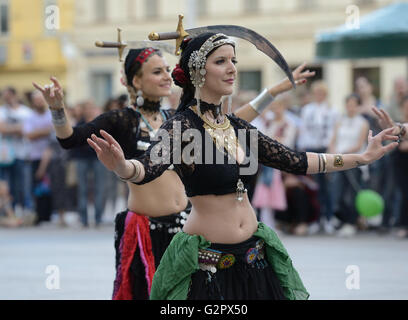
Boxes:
[135,108,308,197]
[57,107,175,159]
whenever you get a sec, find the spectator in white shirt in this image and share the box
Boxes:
[297,81,339,234]
[22,90,54,225]
[328,94,369,237]
[0,87,34,214]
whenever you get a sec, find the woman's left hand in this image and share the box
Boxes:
[269,62,315,96]
[361,128,399,164]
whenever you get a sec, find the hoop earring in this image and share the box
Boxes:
[136,89,144,107]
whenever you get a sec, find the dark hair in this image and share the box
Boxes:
[103,98,118,112]
[117,94,128,108]
[345,93,361,105]
[175,33,235,114]
[401,94,408,106]
[124,48,162,86]
[124,48,162,105]
[4,86,17,96]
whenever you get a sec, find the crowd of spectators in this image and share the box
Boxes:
[1,77,407,240]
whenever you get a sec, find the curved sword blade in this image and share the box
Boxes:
[186,25,295,87]
[124,40,176,55]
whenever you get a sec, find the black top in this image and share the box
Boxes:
[57,107,175,159]
[135,108,308,197]
[67,119,98,160]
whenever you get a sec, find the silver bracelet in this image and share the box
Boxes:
[249,88,275,114]
[321,154,327,173]
[116,160,141,183]
[50,108,67,126]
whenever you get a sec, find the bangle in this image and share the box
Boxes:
[249,88,275,114]
[321,154,327,173]
[116,160,141,182]
[396,122,407,142]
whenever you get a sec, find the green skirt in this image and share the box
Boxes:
[150,222,309,300]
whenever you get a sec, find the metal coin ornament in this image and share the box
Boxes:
[236,179,247,202]
[136,90,144,107]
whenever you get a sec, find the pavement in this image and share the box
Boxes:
[1,220,407,300]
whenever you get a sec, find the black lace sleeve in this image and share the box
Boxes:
[57,108,140,156]
[230,114,308,175]
[135,111,195,185]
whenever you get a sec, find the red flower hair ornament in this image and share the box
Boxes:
[171,64,188,88]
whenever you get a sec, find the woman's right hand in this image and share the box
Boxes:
[371,107,400,135]
[361,128,399,164]
[87,130,128,174]
[32,76,65,110]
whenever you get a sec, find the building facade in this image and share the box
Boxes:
[4,0,404,111]
[0,0,75,97]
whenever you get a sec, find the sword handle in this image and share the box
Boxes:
[148,15,189,55]
[148,32,180,41]
[95,41,125,48]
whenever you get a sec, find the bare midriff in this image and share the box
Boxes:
[127,170,188,217]
[183,193,258,244]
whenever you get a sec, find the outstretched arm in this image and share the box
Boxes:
[233,115,399,176]
[234,63,315,122]
[33,77,74,139]
[306,128,398,174]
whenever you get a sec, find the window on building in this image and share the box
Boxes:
[0,44,7,64]
[145,0,158,18]
[197,0,207,17]
[298,0,316,10]
[95,0,107,22]
[238,70,261,92]
[127,0,137,20]
[243,0,259,13]
[91,72,113,107]
[357,0,374,6]
[0,1,9,35]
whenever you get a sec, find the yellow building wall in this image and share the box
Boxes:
[0,0,74,94]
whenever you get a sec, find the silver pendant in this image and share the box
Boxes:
[149,130,158,138]
[236,179,247,202]
[137,140,150,151]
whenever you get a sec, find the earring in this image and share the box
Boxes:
[136,89,144,107]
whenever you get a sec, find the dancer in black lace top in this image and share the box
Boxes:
[33,39,312,299]
[89,33,398,300]
[34,48,183,300]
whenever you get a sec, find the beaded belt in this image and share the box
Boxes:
[198,239,266,273]
[149,210,189,234]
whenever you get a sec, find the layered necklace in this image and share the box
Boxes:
[134,99,166,138]
[192,102,247,202]
[192,102,239,163]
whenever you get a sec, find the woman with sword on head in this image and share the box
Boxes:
[34,20,314,300]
